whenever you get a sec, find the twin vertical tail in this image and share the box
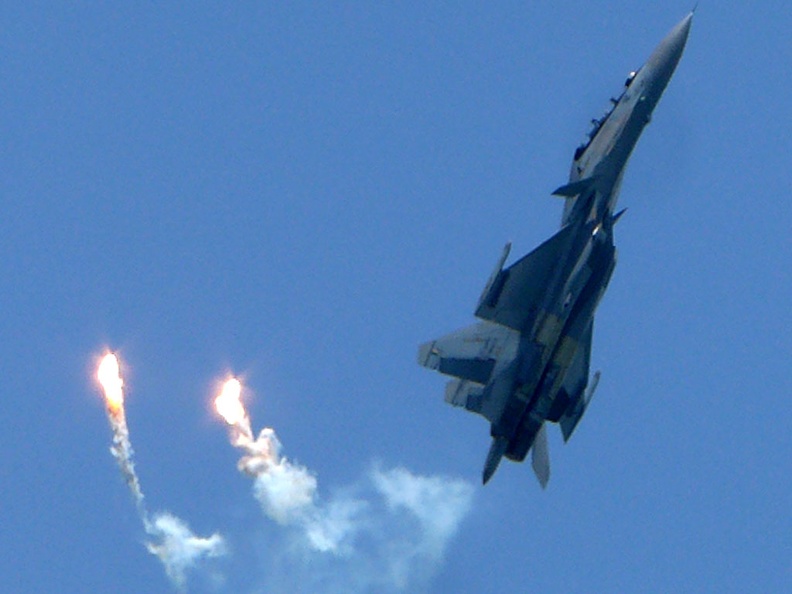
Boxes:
[482,426,550,487]
[482,437,508,485]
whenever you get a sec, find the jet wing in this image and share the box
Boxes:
[562,320,593,400]
[476,223,576,331]
[559,321,598,442]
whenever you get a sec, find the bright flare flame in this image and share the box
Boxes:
[94,349,226,587]
[98,353,124,413]
[215,378,246,426]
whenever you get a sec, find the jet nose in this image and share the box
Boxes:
[645,12,693,94]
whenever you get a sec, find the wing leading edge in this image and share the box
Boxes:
[476,223,577,331]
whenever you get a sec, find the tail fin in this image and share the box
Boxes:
[531,424,550,489]
[483,436,508,485]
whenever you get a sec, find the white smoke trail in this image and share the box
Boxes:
[215,378,475,592]
[146,513,227,591]
[97,353,226,591]
[247,464,474,594]
[373,466,473,560]
[368,466,473,591]
[98,353,145,515]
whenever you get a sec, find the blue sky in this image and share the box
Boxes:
[1,2,790,593]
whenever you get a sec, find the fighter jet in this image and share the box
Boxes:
[418,12,693,486]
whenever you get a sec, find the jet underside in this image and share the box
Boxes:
[418,13,692,486]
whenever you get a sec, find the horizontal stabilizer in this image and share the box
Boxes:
[419,322,520,423]
[437,357,495,384]
[552,176,597,198]
[418,323,519,379]
[444,379,496,421]
[531,423,550,489]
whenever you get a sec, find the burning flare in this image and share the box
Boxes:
[97,353,124,414]
[96,351,143,511]
[214,377,335,543]
[215,378,247,428]
[212,375,476,572]
[96,351,225,590]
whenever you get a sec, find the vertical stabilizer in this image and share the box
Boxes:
[482,437,508,484]
[531,424,550,488]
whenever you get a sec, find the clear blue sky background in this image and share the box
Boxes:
[1,2,789,593]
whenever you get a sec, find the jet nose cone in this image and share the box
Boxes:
[637,12,693,110]
[664,12,693,62]
[648,12,693,86]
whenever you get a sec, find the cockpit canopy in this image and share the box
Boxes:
[573,68,639,162]
[573,107,614,162]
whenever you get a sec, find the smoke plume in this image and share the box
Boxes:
[146,513,227,590]
[215,378,475,592]
[95,357,474,592]
[97,353,226,591]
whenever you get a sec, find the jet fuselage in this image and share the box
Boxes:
[418,12,693,486]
